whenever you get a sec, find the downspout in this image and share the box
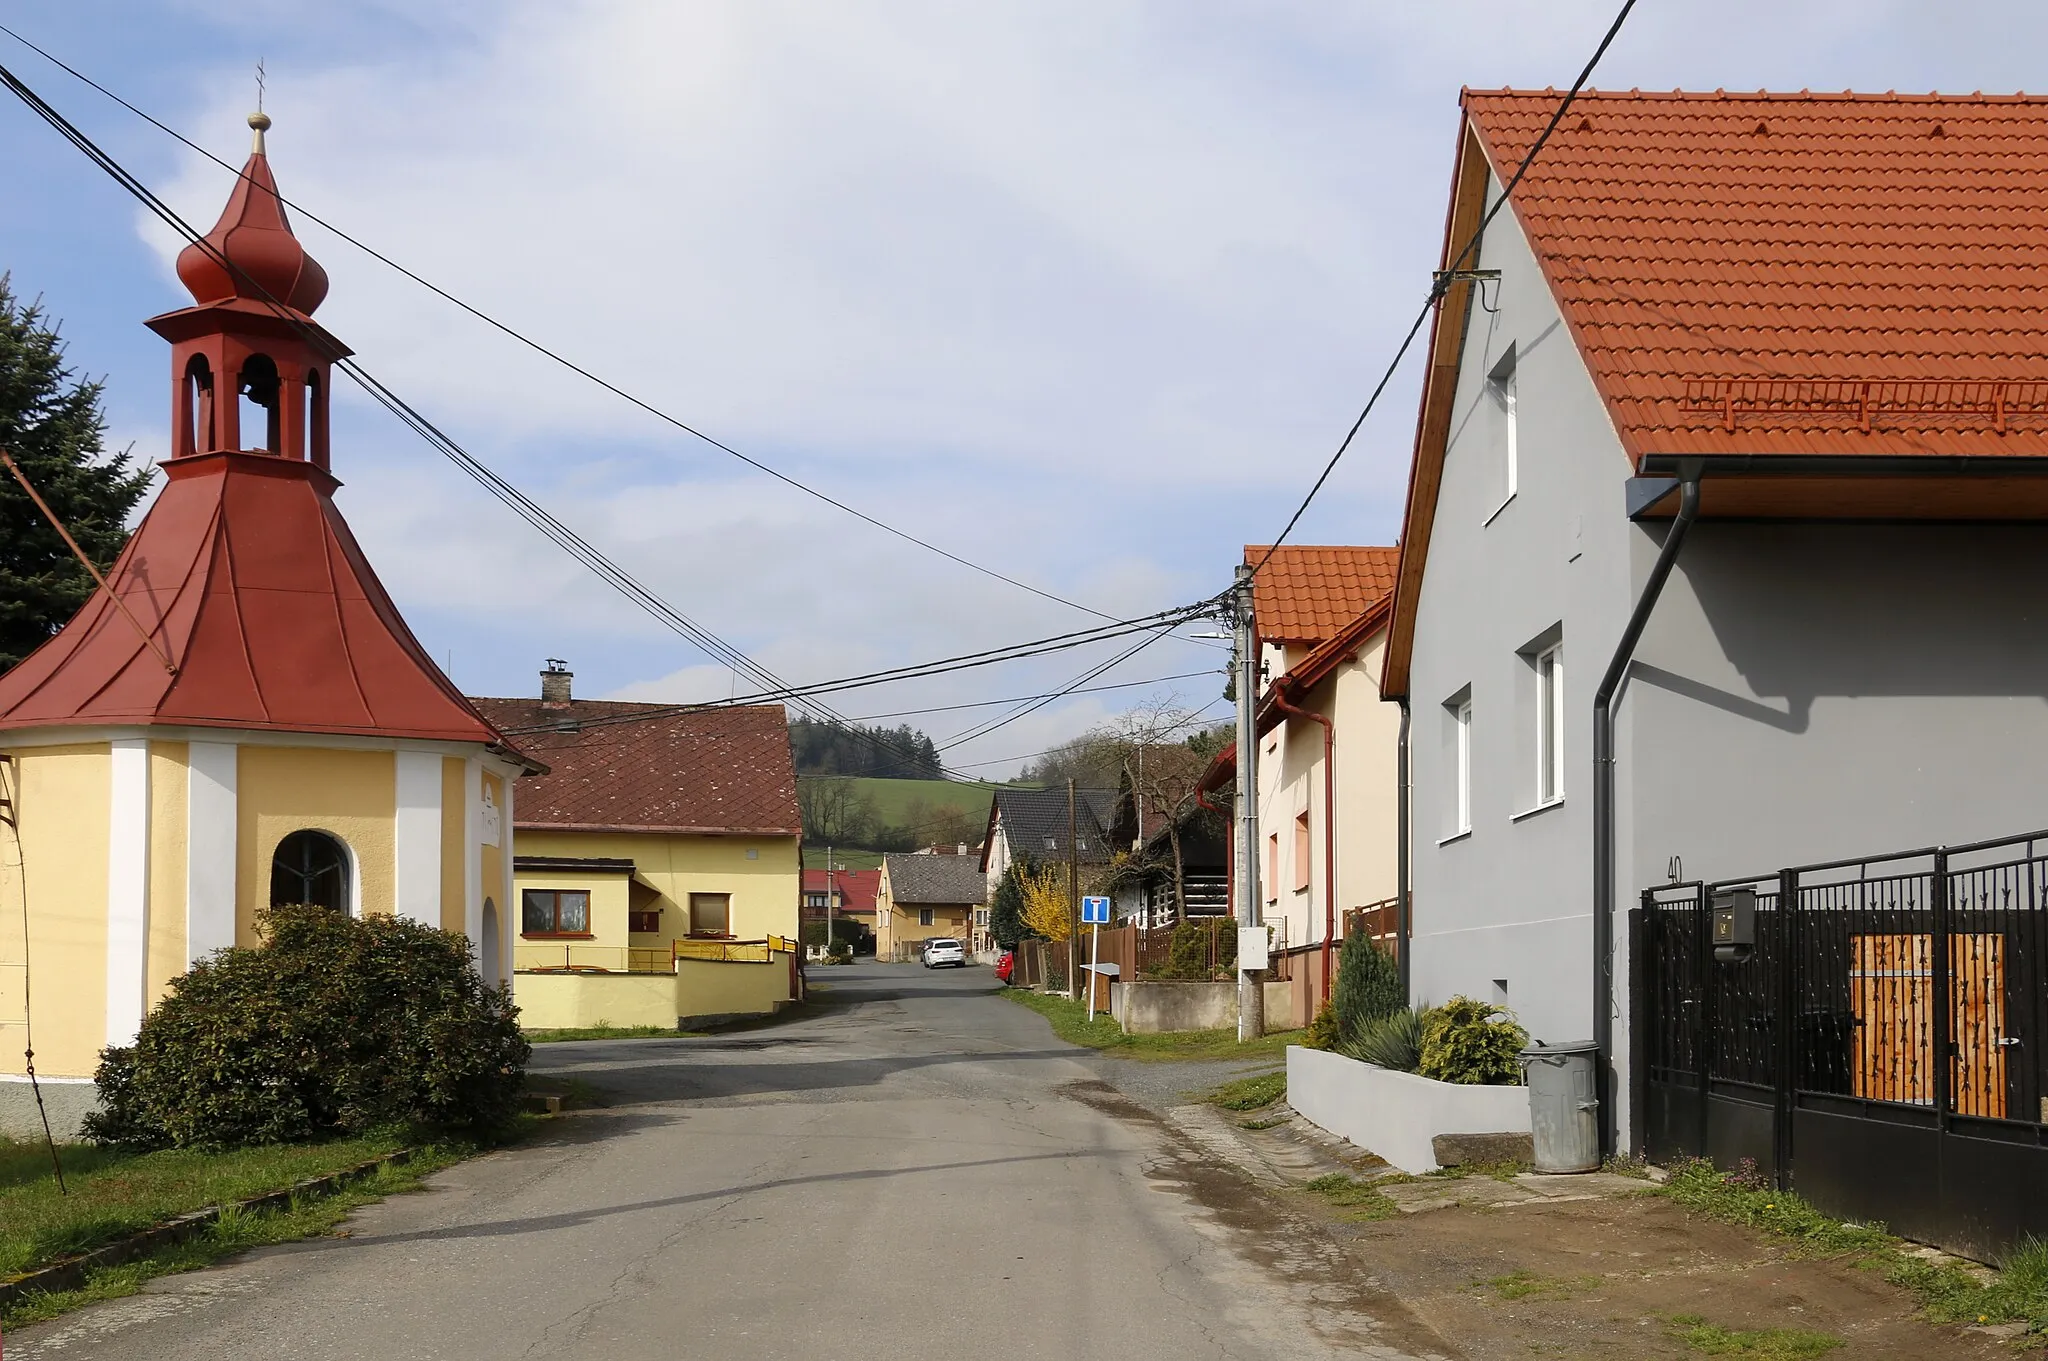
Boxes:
[1271,691,1336,1009]
[1593,469,1701,1156]
[1396,700,1412,999]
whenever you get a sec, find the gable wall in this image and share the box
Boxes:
[1404,165,1639,1054]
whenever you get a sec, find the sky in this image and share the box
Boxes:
[4,0,2047,778]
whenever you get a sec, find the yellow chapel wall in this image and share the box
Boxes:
[236,745,396,938]
[0,744,111,1078]
[146,741,189,1003]
[480,768,505,938]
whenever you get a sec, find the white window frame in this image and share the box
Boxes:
[1484,348,1518,524]
[1535,643,1564,806]
[1454,699,1473,835]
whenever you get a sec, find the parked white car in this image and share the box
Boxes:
[920,938,966,968]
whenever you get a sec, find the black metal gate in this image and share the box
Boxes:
[1632,829,2048,1262]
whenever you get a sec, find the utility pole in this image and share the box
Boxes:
[1067,778,1081,1000]
[826,844,834,954]
[1234,563,1264,1043]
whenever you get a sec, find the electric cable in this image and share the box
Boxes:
[0,20,1212,637]
[1245,0,1638,582]
[841,669,1219,722]
[0,58,1216,787]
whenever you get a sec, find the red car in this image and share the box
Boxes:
[994,950,1015,984]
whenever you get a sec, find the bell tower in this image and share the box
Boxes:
[145,112,351,469]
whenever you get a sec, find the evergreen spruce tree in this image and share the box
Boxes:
[1331,932,1404,1048]
[989,863,1028,949]
[0,276,151,673]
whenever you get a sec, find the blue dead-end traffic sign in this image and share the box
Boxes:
[1081,895,1112,925]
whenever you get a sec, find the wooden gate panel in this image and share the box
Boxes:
[1850,933,2005,1118]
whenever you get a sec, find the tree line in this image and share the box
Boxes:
[788,717,942,780]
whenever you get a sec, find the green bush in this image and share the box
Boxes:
[1331,933,1403,1049]
[1158,920,1213,979]
[989,864,1028,950]
[85,904,529,1149]
[1418,995,1527,1085]
[1344,1005,1425,1073]
[1303,999,1340,1050]
[801,918,871,953]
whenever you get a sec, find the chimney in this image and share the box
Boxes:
[541,658,573,709]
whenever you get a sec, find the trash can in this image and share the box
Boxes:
[1518,1041,1600,1173]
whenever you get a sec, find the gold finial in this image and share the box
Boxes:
[249,110,271,155]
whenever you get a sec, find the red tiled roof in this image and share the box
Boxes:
[802,867,880,912]
[1242,546,1398,645]
[0,454,511,748]
[468,699,799,836]
[1463,89,2048,460]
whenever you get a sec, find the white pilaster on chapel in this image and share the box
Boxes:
[106,738,151,1046]
[394,750,445,927]
[185,741,239,962]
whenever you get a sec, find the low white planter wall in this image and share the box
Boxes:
[1286,1045,1531,1174]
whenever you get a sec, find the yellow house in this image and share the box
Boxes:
[470,667,803,1029]
[0,116,533,1138]
[875,854,987,962]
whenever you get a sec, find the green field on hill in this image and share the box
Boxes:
[796,777,1034,867]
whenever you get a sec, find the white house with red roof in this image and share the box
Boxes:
[0,114,533,1136]
[1381,89,2048,1206]
[1201,545,1403,1027]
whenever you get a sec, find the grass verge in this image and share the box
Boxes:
[523,1024,703,1043]
[1302,1172,1398,1222]
[1665,1313,1842,1358]
[1658,1158,2048,1336]
[1000,988,1304,1061]
[1,1121,495,1326]
[1480,1268,1599,1301]
[1209,1071,1286,1111]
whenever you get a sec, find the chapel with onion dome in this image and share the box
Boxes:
[0,114,536,1136]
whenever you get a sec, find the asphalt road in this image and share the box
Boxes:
[10,964,1452,1361]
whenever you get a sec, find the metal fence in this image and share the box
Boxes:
[1634,828,2048,1262]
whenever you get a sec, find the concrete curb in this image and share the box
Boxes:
[0,1148,413,1312]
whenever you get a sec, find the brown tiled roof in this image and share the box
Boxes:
[1242,545,1399,645]
[467,698,799,835]
[1463,89,2048,460]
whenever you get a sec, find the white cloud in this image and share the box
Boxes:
[104,0,2048,772]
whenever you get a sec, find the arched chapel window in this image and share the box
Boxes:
[184,354,215,455]
[270,829,352,912]
[238,353,282,452]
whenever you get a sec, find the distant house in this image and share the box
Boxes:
[801,866,880,940]
[1106,744,1229,929]
[876,854,987,962]
[1382,89,2048,1204]
[979,785,1116,889]
[470,665,803,1029]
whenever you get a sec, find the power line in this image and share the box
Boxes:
[491,600,1218,738]
[1246,0,1639,582]
[0,56,1075,796]
[0,20,1180,633]
[840,669,1219,722]
[946,696,1231,771]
